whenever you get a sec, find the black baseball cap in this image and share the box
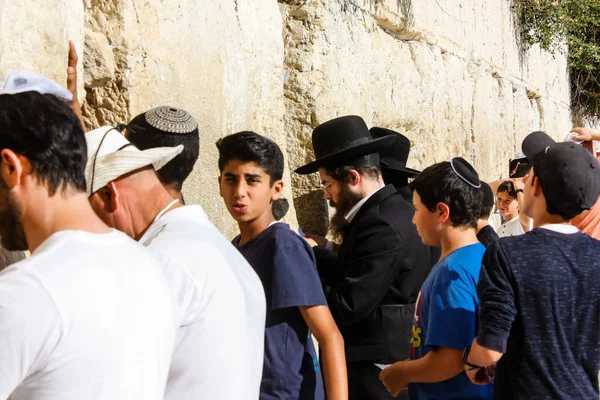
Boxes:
[522,131,600,218]
[509,152,531,178]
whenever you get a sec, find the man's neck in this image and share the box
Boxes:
[360,178,386,199]
[131,184,182,241]
[439,225,479,260]
[532,212,569,229]
[476,219,489,233]
[164,185,183,203]
[23,190,111,253]
[237,211,276,246]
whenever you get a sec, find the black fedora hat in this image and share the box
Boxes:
[295,116,395,175]
[370,127,420,178]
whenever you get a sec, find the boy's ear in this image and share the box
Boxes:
[436,202,450,225]
[531,175,543,197]
[271,179,284,201]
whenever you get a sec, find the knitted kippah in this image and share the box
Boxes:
[144,106,198,134]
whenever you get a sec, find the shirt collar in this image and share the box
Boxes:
[538,224,580,234]
[344,186,384,223]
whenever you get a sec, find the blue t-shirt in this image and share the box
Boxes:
[408,243,493,400]
[233,223,326,400]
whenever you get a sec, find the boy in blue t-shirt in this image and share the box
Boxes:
[380,157,493,399]
[216,131,347,400]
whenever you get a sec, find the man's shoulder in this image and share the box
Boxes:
[263,223,307,248]
[437,244,485,279]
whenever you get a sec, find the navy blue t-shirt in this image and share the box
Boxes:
[409,243,493,400]
[233,223,327,400]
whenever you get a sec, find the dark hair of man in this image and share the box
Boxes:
[409,161,483,229]
[125,116,200,193]
[0,92,87,196]
[216,131,284,185]
[324,164,381,183]
[478,203,493,220]
[497,181,518,199]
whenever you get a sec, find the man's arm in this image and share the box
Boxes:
[571,127,600,142]
[66,41,86,131]
[325,219,405,326]
[379,347,463,397]
[464,242,516,382]
[299,305,348,400]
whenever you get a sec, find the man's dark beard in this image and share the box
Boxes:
[0,179,28,251]
[328,184,363,243]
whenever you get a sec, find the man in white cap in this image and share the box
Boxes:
[85,126,266,400]
[0,72,176,399]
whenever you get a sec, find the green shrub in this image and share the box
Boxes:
[514,0,600,121]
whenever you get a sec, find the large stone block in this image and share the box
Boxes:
[282,0,571,233]
[0,0,84,93]
[82,0,289,238]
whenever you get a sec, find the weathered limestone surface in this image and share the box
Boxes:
[0,0,571,236]
[0,0,84,95]
[280,0,570,233]
[80,0,291,238]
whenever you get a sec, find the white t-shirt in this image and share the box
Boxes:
[0,230,176,400]
[498,215,531,237]
[139,205,266,400]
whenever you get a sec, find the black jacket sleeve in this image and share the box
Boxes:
[312,247,337,283]
[325,218,408,326]
[477,241,518,353]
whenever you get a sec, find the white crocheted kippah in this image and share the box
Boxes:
[144,106,198,134]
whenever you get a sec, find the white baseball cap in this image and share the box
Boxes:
[1,70,72,101]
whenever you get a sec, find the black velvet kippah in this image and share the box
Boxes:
[450,157,481,188]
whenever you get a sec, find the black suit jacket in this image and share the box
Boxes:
[315,185,439,363]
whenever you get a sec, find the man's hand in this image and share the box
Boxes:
[379,362,409,397]
[465,364,495,385]
[507,178,524,192]
[305,233,328,248]
[570,127,597,142]
[304,237,319,248]
[67,40,86,131]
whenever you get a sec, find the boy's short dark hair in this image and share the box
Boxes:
[409,161,483,229]
[216,131,284,185]
[0,92,87,195]
[497,181,518,199]
[478,181,495,219]
[126,108,199,192]
[324,165,381,183]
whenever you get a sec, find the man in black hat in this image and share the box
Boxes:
[369,127,420,204]
[463,131,600,399]
[296,116,436,400]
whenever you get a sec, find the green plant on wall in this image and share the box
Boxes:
[514,0,600,121]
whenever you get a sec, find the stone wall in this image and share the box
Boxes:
[281,0,570,233]
[0,0,571,237]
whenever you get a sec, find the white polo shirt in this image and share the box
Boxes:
[140,205,266,400]
[0,230,176,400]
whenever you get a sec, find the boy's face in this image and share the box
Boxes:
[412,191,442,246]
[219,160,283,224]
